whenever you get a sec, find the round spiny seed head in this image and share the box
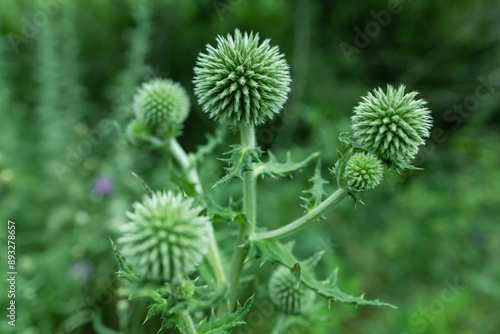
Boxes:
[193,29,291,126]
[133,78,190,137]
[118,191,210,282]
[345,152,384,191]
[268,266,315,315]
[173,280,195,300]
[352,85,432,166]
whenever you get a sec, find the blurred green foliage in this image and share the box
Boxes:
[0,0,499,333]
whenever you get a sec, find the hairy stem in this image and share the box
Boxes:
[250,188,348,241]
[228,122,257,309]
[169,138,226,286]
[178,311,197,334]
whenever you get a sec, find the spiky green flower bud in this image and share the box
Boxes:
[125,119,152,147]
[193,29,291,126]
[118,191,210,282]
[345,152,384,191]
[352,85,432,166]
[133,78,190,137]
[268,266,315,315]
[173,280,195,300]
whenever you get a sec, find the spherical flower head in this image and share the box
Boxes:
[133,78,190,137]
[118,191,210,282]
[193,29,291,126]
[173,280,195,300]
[268,266,315,315]
[352,85,432,166]
[345,152,384,191]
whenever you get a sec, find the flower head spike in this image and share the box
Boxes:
[118,191,210,282]
[193,29,291,126]
[352,85,432,167]
[345,152,384,191]
[133,78,190,137]
[268,266,315,315]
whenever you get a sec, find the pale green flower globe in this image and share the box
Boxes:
[268,266,315,315]
[118,191,210,282]
[352,85,432,166]
[345,152,384,191]
[173,280,195,300]
[133,78,190,136]
[193,29,291,126]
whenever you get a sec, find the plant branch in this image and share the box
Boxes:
[228,122,257,309]
[169,138,226,287]
[178,311,197,334]
[250,188,348,241]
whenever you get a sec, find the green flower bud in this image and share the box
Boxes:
[345,152,384,191]
[193,29,291,126]
[173,280,195,300]
[118,191,210,282]
[268,266,315,315]
[125,119,152,147]
[133,78,190,137]
[352,85,432,166]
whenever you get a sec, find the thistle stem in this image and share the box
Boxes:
[169,138,226,287]
[178,311,197,334]
[270,313,287,334]
[228,122,257,309]
[250,188,348,241]
[169,138,202,194]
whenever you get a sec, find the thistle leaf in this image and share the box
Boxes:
[213,145,262,187]
[254,151,319,178]
[251,240,396,308]
[193,128,227,167]
[131,172,153,196]
[197,295,254,334]
[300,160,329,212]
[206,197,245,223]
[109,238,140,283]
[161,313,182,331]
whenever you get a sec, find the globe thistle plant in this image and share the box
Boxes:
[345,152,384,191]
[193,29,291,126]
[118,191,210,282]
[268,266,315,315]
[133,78,190,137]
[351,85,432,167]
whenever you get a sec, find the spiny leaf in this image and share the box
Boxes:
[161,313,182,331]
[193,128,227,167]
[109,238,140,283]
[213,145,262,188]
[205,197,245,223]
[197,295,254,334]
[254,151,320,178]
[131,172,153,196]
[300,160,329,212]
[251,240,397,308]
[169,167,197,197]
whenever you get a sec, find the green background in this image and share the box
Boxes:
[0,0,499,333]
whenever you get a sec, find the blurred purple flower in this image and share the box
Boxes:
[93,176,114,196]
[69,260,94,281]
